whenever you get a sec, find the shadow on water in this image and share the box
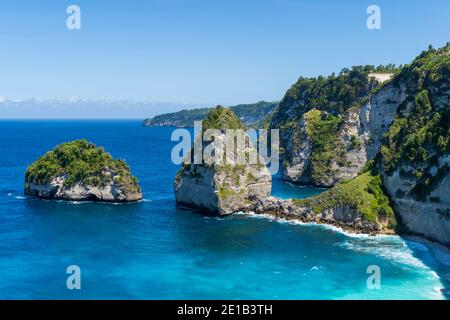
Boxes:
[402,235,450,299]
[23,196,144,216]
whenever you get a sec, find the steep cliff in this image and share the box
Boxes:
[380,45,450,246]
[267,44,450,245]
[174,106,272,215]
[270,65,398,187]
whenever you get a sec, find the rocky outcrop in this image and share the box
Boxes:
[25,139,142,203]
[282,106,378,187]
[175,161,272,215]
[176,163,391,233]
[174,106,271,215]
[250,193,394,235]
[280,79,405,187]
[282,113,314,184]
[272,66,398,187]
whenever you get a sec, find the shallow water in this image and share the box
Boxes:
[0,120,449,299]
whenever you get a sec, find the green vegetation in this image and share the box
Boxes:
[350,135,363,150]
[271,65,385,129]
[304,109,344,182]
[218,187,237,200]
[358,159,376,175]
[252,108,276,129]
[372,64,402,74]
[25,139,140,193]
[381,45,450,200]
[202,105,246,131]
[229,101,278,127]
[293,171,396,228]
[144,107,210,127]
[246,172,258,183]
[143,101,278,128]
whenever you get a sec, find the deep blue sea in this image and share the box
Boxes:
[0,120,449,299]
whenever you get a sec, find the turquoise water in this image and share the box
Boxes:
[0,120,449,299]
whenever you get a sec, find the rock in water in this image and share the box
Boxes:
[25,139,142,203]
[174,106,271,215]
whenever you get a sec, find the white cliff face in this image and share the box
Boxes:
[360,83,407,159]
[174,166,219,213]
[282,80,404,187]
[384,156,450,246]
[376,47,450,247]
[174,132,272,215]
[281,78,450,244]
[282,116,313,184]
[333,109,368,181]
[368,73,394,83]
[26,175,142,202]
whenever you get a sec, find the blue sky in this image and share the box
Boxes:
[0,0,449,111]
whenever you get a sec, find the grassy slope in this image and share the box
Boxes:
[303,109,344,182]
[293,171,396,229]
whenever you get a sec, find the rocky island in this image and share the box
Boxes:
[174,106,272,215]
[25,139,142,203]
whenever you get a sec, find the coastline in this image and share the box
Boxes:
[235,211,396,237]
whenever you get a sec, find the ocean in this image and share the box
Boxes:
[0,120,449,299]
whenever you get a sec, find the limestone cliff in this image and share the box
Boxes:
[269,45,450,245]
[174,106,271,215]
[380,45,450,246]
[270,65,398,187]
[173,46,449,246]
